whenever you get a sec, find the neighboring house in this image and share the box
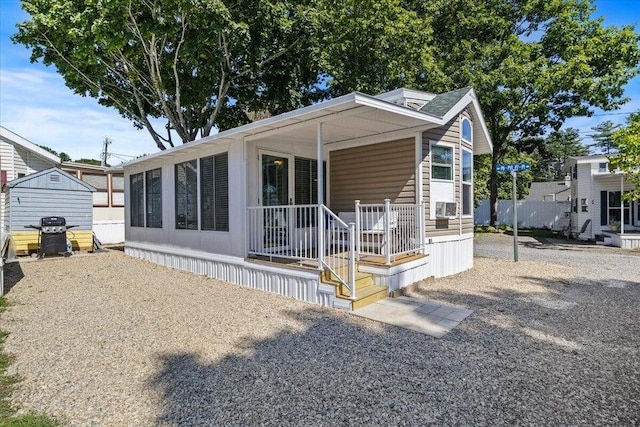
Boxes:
[3,167,95,254]
[567,155,639,249]
[525,176,571,201]
[0,127,125,244]
[118,87,493,310]
[1,126,60,229]
[61,162,125,244]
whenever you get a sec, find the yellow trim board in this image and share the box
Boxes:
[10,230,94,254]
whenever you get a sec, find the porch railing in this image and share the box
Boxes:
[246,204,356,299]
[247,204,319,261]
[356,199,425,265]
[246,200,426,297]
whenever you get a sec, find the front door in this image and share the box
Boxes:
[260,152,293,251]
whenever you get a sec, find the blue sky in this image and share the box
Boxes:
[0,0,639,163]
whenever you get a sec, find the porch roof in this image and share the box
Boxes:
[120,89,493,169]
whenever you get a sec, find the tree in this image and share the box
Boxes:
[475,148,535,203]
[14,0,322,150]
[315,0,445,97]
[531,128,589,181]
[419,0,640,225]
[590,120,621,154]
[37,144,70,161]
[609,112,640,202]
[75,158,105,167]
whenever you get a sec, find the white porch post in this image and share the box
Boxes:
[317,123,324,268]
[621,174,625,235]
[384,198,391,265]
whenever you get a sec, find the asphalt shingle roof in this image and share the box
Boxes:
[419,87,472,118]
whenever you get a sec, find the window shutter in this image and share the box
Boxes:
[600,191,608,226]
[295,158,311,204]
[214,153,229,231]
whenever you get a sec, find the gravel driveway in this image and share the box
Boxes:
[1,239,638,426]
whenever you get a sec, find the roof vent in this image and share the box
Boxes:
[50,174,61,183]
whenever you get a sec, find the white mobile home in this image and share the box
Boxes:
[568,155,639,249]
[120,88,493,310]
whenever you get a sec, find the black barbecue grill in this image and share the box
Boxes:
[25,217,77,258]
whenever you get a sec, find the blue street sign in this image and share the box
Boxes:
[496,162,531,173]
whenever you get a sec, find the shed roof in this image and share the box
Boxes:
[4,167,95,192]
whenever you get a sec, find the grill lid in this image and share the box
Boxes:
[40,217,66,227]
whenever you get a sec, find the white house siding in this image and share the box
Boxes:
[13,145,56,178]
[425,234,474,278]
[125,140,244,258]
[571,162,595,238]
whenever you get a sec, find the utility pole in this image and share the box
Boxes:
[101,138,112,166]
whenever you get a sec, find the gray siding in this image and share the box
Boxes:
[8,188,93,231]
[329,137,416,212]
[14,170,90,191]
[422,114,474,237]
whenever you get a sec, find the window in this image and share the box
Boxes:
[130,172,144,227]
[598,163,608,173]
[431,145,453,180]
[608,191,631,225]
[461,117,472,144]
[145,169,162,228]
[572,165,577,179]
[462,150,472,215]
[294,157,326,227]
[82,173,109,206]
[200,153,229,231]
[602,191,632,226]
[111,174,125,207]
[175,160,198,230]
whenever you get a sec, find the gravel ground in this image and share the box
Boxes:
[0,240,638,426]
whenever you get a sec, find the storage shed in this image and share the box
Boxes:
[2,168,95,254]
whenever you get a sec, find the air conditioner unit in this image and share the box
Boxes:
[435,201,457,218]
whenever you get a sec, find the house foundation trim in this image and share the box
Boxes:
[124,242,345,308]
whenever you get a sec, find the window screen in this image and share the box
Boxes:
[145,168,162,228]
[175,160,198,229]
[130,173,144,227]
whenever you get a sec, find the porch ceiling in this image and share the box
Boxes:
[251,105,439,146]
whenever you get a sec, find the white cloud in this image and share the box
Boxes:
[0,67,167,163]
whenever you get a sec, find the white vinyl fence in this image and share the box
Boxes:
[475,200,571,230]
[93,220,125,244]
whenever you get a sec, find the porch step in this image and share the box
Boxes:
[321,268,388,310]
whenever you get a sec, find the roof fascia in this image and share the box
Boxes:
[0,126,61,164]
[7,167,96,191]
[439,88,493,154]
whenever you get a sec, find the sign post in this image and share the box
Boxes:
[511,170,518,262]
[496,162,530,262]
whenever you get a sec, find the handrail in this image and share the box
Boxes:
[320,204,356,300]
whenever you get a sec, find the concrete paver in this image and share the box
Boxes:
[353,296,473,338]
